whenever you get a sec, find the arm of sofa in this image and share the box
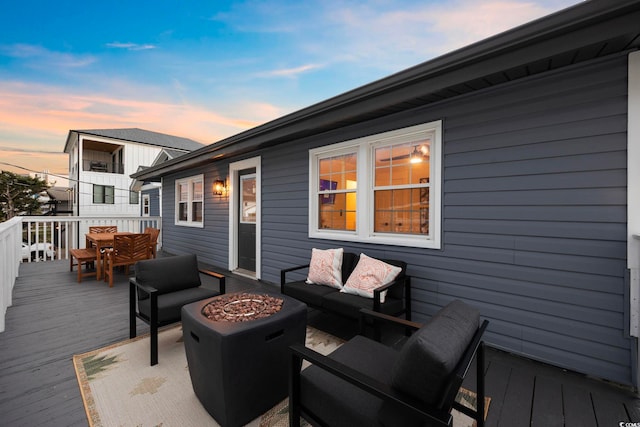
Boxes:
[280,264,310,293]
[372,275,412,320]
[198,268,226,294]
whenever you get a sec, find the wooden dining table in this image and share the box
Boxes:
[85,232,132,280]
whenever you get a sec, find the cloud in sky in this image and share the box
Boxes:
[0,80,273,144]
[257,64,324,78]
[0,43,96,69]
[106,42,157,51]
[0,0,581,179]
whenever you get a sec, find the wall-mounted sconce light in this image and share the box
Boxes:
[213,179,227,196]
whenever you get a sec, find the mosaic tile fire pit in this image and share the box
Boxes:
[201,292,284,322]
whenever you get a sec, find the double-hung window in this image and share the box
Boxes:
[309,121,441,249]
[175,174,204,227]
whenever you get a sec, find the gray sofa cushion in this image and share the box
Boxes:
[322,291,404,320]
[390,299,479,406]
[283,281,337,307]
[135,254,201,297]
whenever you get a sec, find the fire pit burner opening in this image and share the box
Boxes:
[201,293,284,322]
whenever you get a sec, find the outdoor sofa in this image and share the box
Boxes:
[280,249,411,321]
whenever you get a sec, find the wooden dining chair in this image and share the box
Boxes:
[103,233,150,287]
[87,225,119,251]
[89,225,118,233]
[144,227,160,258]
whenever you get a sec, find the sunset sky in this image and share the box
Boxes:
[0,0,581,186]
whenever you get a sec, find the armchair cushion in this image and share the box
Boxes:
[135,254,201,297]
[341,254,402,302]
[301,335,398,427]
[390,299,480,406]
[138,287,220,324]
[306,248,344,289]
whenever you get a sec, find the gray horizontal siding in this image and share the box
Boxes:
[161,53,632,386]
[259,54,632,385]
[161,165,230,267]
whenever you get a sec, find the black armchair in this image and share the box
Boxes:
[289,300,488,427]
[129,254,225,366]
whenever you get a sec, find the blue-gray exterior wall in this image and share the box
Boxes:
[162,53,633,385]
[161,168,230,268]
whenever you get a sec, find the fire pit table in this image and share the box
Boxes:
[181,291,307,427]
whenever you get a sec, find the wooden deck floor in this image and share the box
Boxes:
[1,258,639,426]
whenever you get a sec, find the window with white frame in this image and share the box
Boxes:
[142,194,150,216]
[175,175,204,227]
[309,121,442,249]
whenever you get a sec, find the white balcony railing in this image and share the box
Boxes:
[1,215,161,332]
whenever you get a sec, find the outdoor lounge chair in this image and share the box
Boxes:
[289,299,488,427]
[129,254,226,366]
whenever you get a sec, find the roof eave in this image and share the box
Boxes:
[131,0,640,182]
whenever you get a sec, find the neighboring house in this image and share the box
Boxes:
[63,128,204,217]
[130,148,192,218]
[42,187,73,216]
[132,1,640,387]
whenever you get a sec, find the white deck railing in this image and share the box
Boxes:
[0,215,161,333]
[0,217,22,333]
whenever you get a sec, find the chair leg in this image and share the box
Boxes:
[150,322,158,366]
[150,292,158,366]
[129,281,137,339]
[289,351,301,427]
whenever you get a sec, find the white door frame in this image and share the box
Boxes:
[627,51,640,387]
[228,156,261,279]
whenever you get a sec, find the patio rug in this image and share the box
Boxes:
[73,325,489,427]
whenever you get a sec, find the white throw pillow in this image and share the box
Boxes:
[341,253,402,302]
[306,248,344,289]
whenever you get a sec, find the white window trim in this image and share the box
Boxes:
[308,121,442,249]
[142,194,150,217]
[175,174,204,228]
[626,52,640,357]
